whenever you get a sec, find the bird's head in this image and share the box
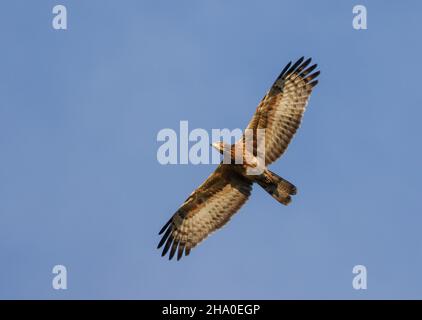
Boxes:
[211,141,231,154]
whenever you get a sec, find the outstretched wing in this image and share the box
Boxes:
[246,57,320,165]
[157,165,252,260]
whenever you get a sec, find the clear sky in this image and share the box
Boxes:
[1,0,421,299]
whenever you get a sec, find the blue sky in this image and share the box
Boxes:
[1,0,421,299]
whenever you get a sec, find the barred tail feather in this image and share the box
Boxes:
[256,169,297,205]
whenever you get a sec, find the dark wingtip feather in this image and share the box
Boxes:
[309,80,319,87]
[287,57,305,74]
[158,218,172,235]
[300,63,317,78]
[161,236,173,257]
[296,57,312,74]
[305,70,320,83]
[277,61,292,80]
[168,239,180,260]
[157,227,172,249]
[177,244,185,261]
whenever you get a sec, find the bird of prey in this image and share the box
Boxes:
[158,57,320,260]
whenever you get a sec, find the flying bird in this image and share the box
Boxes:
[158,57,320,260]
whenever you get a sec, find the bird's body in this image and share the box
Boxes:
[158,57,320,260]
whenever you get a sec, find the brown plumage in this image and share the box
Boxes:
[158,57,320,260]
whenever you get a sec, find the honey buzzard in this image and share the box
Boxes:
[158,57,320,260]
